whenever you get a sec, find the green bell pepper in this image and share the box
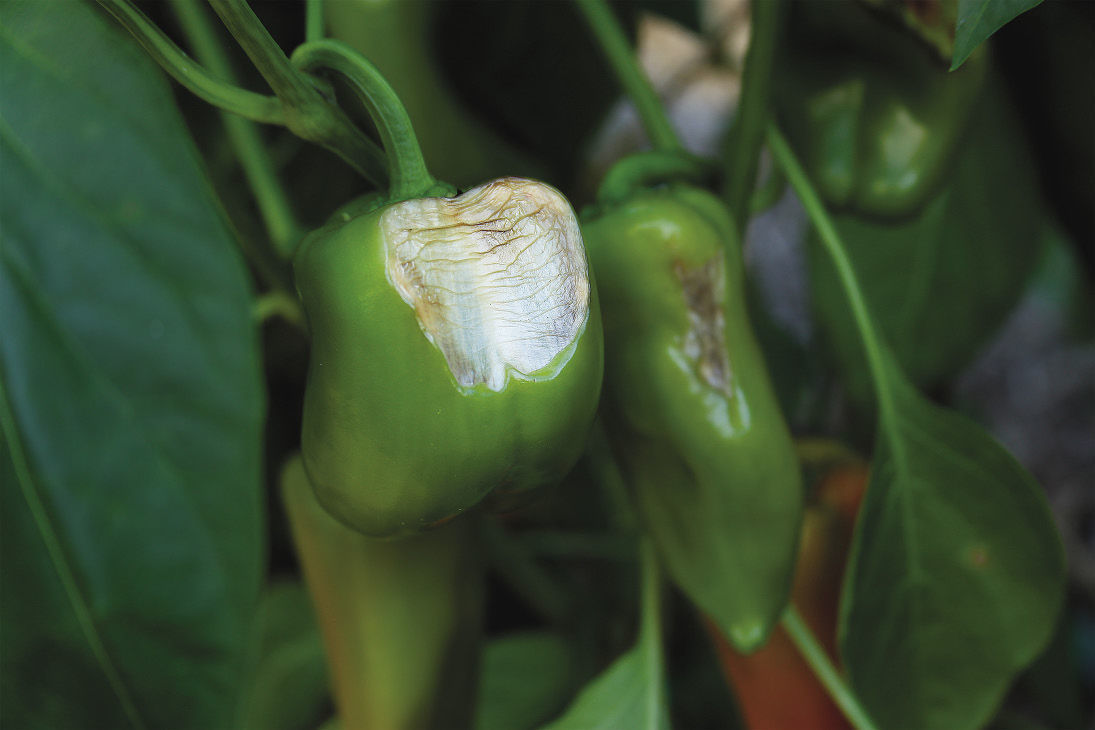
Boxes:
[582,171,803,652]
[776,1,987,219]
[281,455,483,730]
[294,177,603,537]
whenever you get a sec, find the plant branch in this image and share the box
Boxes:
[253,290,306,330]
[782,606,880,730]
[291,40,452,201]
[638,537,665,722]
[96,0,283,124]
[206,0,388,185]
[172,0,302,258]
[724,0,783,231]
[574,0,681,153]
[305,0,324,43]
[766,124,897,429]
[481,518,574,626]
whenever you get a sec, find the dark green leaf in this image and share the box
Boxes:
[952,0,1043,70]
[475,632,575,730]
[0,1,264,728]
[809,73,1043,403]
[839,354,1066,730]
[236,583,330,730]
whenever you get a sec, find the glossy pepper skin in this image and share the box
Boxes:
[281,455,483,730]
[583,183,803,652]
[295,178,603,537]
[775,2,987,219]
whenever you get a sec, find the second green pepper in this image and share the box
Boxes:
[583,180,803,652]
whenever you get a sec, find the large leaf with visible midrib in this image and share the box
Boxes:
[839,355,1065,730]
[0,2,264,728]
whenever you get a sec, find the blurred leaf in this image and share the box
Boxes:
[952,0,1043,70]
[809,72,1043,403]
[539,641,669,730]
[540,543,669,730]
[235,583,329,730]
[476,632,575,730]
[839,353,1066,730]
[0,1,264,728]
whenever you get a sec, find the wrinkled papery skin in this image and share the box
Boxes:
[583,184,803,652]
[295,178,602,537]
[776,2,987,219]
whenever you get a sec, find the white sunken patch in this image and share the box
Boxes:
[382,178,590,391]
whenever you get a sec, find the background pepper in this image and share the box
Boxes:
[280,455,483,730]
[582,179,803,652]
[775,1,987,220]
[294,177,603,537]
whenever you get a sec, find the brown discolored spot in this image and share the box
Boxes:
[967,544,990,569]
[676,253,732,395]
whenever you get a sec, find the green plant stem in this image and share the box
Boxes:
[305,0,324,43]
[766,124,896,430]
[291,40,450,201]
[587,420,639,532]
[574,0,682,153]
[724,0,783,231]
[252,290,306,330]
[597,150,714,206]
[206,0,317,108]
[95,0,283,124]
[480,518,574,625]
[782,606,879,730]
[637,537,665,721]
[206,0,387,186]
[172,0,302,258]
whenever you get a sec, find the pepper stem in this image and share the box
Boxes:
[597,151,715,205]
[291,40,453,202]
[574,0,682,153]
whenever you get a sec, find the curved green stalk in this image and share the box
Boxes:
[766,124,897,431]
[252,290,306,330]
[171,0,301,258]
[724,0,783,230]
[206,0,387,186]
[291,40,451,201]
[597,150,715,206]
[95,0,283,124]
[782,606,880,730]
[574,0,681,153]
